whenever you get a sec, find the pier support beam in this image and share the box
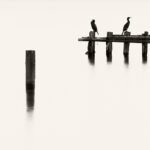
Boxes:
[142,31,148,63]
[86,31,95,65]
[26,50,35,111]
[87,31,95,54]
[123,32,131,57]
[106,32,113,62]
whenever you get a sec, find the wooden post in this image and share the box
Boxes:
[26,50,35,111]
[87,31,95,54]
[142,31,148,62]
[123,32,131,57]
[106,32,113,62]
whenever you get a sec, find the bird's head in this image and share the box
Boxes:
[127,17,131,20]
[91,19,95,23]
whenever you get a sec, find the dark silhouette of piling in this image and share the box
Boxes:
[85,31,95,65]
[26,50,35,111]
[142,31,148,63]
[123,32,130,64]
[123,32,130,57]
[106,32,113,62]
[86,31,95,54]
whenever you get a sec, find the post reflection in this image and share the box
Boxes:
[106,51,112,63]
[124,54,129,65]
[87,53,95,65]
[142,54,147,64]
[26,89,34,112]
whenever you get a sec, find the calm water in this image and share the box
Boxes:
[0,0,150,150]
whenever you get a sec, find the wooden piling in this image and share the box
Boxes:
[106,32,113,59]
[123,32,131,57]
[87,31,95,54]
[26,50,35,110]
[142,31,148,59]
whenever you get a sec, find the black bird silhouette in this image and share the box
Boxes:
[122,17,131,35]
[91,19,99,35]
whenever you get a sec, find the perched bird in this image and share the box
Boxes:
[91,19,99,35]
[122,17,131,35]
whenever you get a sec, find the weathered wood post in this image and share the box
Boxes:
[106,32,113,62]
[123,32,131,57]
[123,32,130,64]
[26,50,35,111]
[142,31,148,63]
[87,31,95,54]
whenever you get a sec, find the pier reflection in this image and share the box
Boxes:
[124,54,129,65]
[87,53,95,65]
[142,54,147,64]
[26,89,34,112]
[106,51,112,63]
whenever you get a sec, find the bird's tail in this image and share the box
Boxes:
[97,31,99,35]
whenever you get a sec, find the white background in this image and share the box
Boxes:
[0,0,150,149]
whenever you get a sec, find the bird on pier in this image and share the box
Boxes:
[122,17,131,35]
[91,19,99,35]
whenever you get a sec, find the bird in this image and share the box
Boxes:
[122,17,131,35]
[91,19,99,35]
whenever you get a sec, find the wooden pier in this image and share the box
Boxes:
[78,31,149,62]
